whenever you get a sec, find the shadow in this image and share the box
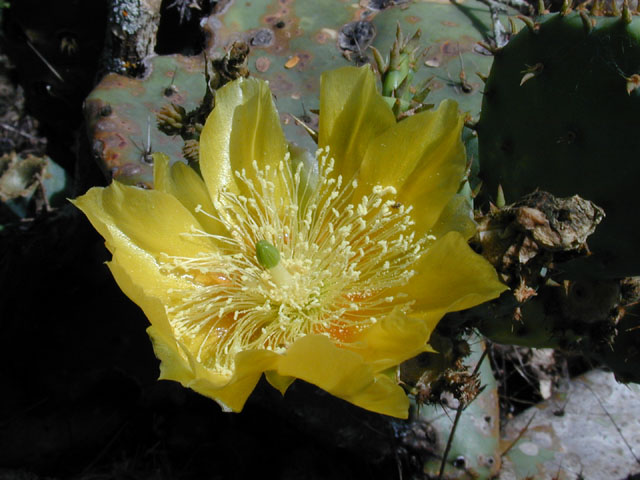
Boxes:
[449,0,493,42]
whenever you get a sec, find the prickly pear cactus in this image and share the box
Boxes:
[477,6,640,277]
[211,0,507,142]
[85,55,208,188]
[86,0,513,186]
[418,339,501,479]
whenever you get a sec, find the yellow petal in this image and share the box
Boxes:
[357,99,466,235]
[288,143,318,211]
[348,309,435,373]
[148,325,194,385]
[153,152,177,194]
[265,370,295,395]
[73,182,215,259]
[429,193,476,241]
[74,189,195,384]
[318,66,395,181]
[275,334,410,418]
[108,247,189,323]
[106,251,192,383]
[153,153,225,236]
[406,231,507,316]
[114,250,279,413]
[150,321,282,413]
[199,77,288,198]
[189,349,279,412]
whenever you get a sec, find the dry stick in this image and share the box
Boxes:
[0,123,42,141]
[437,347,489,480]
[500,411,537,457]
[25,40,64,83]
[79,422,128,476]
[394,448,404,480]
[582,381,640,466]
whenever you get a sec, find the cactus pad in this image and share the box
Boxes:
[478,10,640,277]
[86,0,511,186]
[85,54,207,187]
[211,0,507,142]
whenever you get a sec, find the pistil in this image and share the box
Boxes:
[255,239,294,288]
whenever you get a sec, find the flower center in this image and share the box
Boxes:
[161,149,427,375]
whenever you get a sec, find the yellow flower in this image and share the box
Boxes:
[73,66,506,418]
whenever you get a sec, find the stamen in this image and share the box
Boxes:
[159,149,429,374]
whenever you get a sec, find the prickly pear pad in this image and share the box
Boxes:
[479,11,640,277]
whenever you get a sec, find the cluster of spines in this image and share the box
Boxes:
[476,0,637,59]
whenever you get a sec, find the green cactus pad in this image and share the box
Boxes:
[478,11,640,277]
[85,54,207,187]
[211,0,508,146]
[419,338,501,479]
[86,0,511,187]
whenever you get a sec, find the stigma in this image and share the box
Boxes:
[255,239,294,287]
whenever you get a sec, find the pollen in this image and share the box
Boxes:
[160,149,428,375]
